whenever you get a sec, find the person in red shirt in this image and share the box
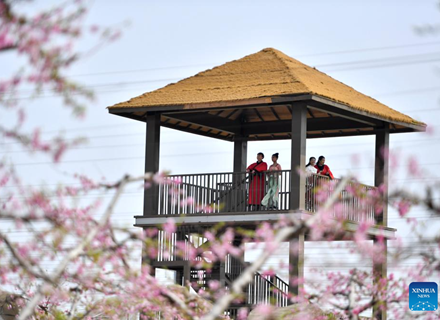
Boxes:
[314,155,334,179]
[246,152,268,210]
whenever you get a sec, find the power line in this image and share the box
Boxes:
[374,86,440,98]
[317,51,440,69]
[326,56,440,72]
[65,40,440,78]
[1,122,437,147]
[2,133,439,155]
[7,49,440,99]
[7,152,440,168]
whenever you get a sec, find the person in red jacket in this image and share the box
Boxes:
[246,152,268,210]
[314,155,334,179]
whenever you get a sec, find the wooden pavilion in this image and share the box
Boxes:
[108,48,425,319]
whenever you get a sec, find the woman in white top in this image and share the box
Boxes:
[305,157,317,174]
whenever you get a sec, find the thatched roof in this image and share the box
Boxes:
[109,48,424,126]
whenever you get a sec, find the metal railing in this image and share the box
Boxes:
[158,170,292,215]
[306,174,377,222]
[158,171,377,223]
[247,272,289,307]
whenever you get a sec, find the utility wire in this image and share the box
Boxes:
[6,48,440,99]
[66,40,440,78]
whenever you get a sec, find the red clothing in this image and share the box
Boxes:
[247,161,267,205]
[314,164,334,179]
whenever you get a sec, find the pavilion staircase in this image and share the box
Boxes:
[224,255,289,308]
[189,261,289,317]
[157,231,289,316]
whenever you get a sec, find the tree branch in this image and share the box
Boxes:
[17,174,134,319]
[201,177,351,320]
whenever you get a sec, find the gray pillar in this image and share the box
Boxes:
[289,232,305,297]
[233,135,248,172]
[141,113,161,281]
[373,124,389,320]
[288,102,307,300]
[374,124,389,226]
[144,112,161,216]
[373,239,387,320]
[290,103,307,211]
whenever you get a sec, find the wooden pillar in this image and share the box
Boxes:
[142,113,161,283]
[233,135,248,172]
[144,112,161,217]
[288,102,307,299]
[289,232,305,297]
[289,102,307,211]
[373,239,387,320]
[373,124,389,320]
[374,124,389,226]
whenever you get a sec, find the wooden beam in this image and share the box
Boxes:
[144,95,311,115]
[312,95,425,131]
[242,117,372,136]
[253,108,265,122]
[144,113,161,217]
[308,103,382,126]
[225,108,240,119]
[108,112,146,123]
[162,113,241,135]
[245,127,414,141]
[163,110,375,137]
[274,94,389,127]
[160,121,234,142]
[270,107,281,120]
[108,105,185,114]
[109,94,425,132]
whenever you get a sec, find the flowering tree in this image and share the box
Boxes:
[1,1,439,320]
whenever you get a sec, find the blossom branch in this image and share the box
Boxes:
[17,173,133,319]
[202,176,351,320]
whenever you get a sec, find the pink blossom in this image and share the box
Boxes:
[397,200,411,217]
[407,156,421,177]
[162,218,176,234]
[252,304,274,316]
[237,308,249,320]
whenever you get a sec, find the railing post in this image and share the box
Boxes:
[373,124,389,320]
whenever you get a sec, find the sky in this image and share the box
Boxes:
[2,0,440,315]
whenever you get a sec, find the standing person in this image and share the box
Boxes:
[246,152,267,210]
[262,153,282,209]
[305,157,317,174]
[314,155,334,179]
[305,156,317,211]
